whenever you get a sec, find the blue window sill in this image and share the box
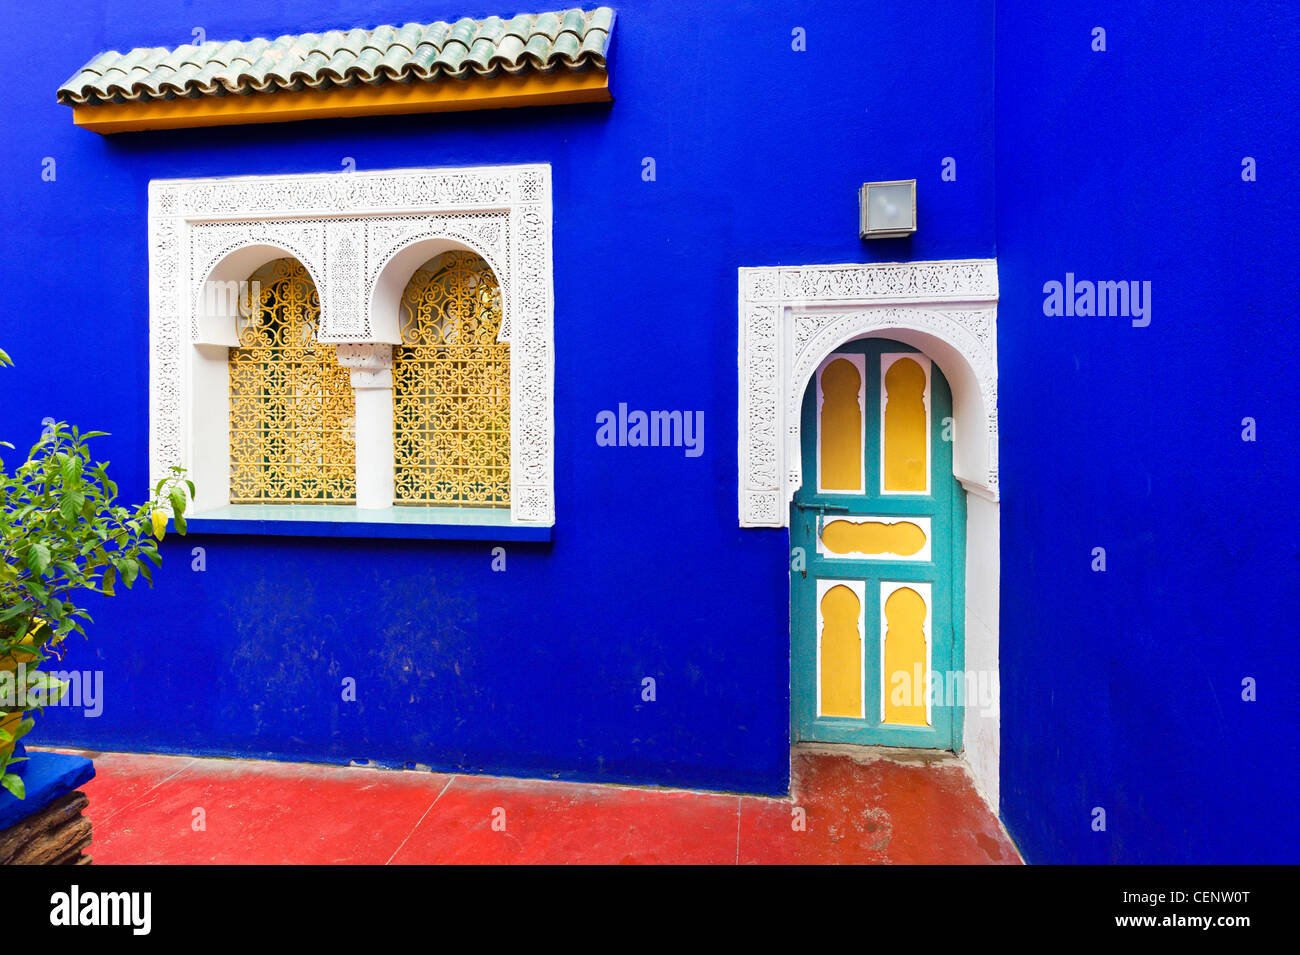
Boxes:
[179,505,552,542]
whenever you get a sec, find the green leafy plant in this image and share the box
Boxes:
[1,345,190,799]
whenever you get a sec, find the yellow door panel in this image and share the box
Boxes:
[819,584,863,718]
[882,356,928,493]
[819,357,863,491]
[883,585,929,726]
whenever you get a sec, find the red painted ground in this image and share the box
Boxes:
[47,746,1020,864]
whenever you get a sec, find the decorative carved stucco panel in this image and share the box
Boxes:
[738,260,998,528]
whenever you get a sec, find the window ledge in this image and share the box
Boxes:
[180,505,552,542]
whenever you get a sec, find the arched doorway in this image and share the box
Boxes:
[738,258,1000,800]
[789,337,965,750]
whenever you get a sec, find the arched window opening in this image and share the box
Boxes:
[393,250,510,507]
[228,257,356,503]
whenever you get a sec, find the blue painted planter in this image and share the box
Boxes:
[0,748,96,832]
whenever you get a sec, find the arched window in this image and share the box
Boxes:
[393,250,509,506]
[228,257,356,503]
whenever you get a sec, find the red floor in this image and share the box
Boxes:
[47,745,1020,864]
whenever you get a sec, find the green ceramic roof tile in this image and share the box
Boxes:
[58,7,615,106]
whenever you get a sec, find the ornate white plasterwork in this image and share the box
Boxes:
[148,164,554,525]
[336,343,393,389]
[738,259,999,527]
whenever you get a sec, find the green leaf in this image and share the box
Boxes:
[61,454,82,484]
[41,678,69,705]
[0,602,32,622]
[101,564,116,596]
[169,488,188,517]
[118,558,139,588]
[23,542,51,575]
[1,773,25,800]
[59,490,85,521]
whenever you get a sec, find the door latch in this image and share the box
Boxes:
[792,500,851,540]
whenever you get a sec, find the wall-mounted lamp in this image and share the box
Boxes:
[859,180,916,239]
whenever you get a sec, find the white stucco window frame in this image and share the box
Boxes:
[147,163,555,528]
[736,257,1003,810]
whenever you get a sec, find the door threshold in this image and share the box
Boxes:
[792,741,960,767]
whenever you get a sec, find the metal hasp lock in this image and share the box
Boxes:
[791,501,851,576]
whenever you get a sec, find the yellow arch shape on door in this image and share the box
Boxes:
[820,358,863,491]
[819,584,863,718]
[883,586,929,726]
[883,357,927,492]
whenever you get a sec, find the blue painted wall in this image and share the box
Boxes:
[0,1,994,796]
[995,2,1300,862]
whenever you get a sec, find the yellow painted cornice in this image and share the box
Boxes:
[73,69,610,134]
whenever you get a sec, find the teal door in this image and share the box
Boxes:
[790,338,965,750]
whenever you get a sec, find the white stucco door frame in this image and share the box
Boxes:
[736,258,1002,809]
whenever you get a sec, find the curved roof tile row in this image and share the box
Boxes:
[58,8,613,105]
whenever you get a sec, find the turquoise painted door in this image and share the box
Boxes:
[790,338,965,750]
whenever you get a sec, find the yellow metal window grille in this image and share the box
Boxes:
[228,258,356,504]
[393,250,510,506]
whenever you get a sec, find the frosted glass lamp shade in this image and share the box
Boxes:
[859,180,917,238]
